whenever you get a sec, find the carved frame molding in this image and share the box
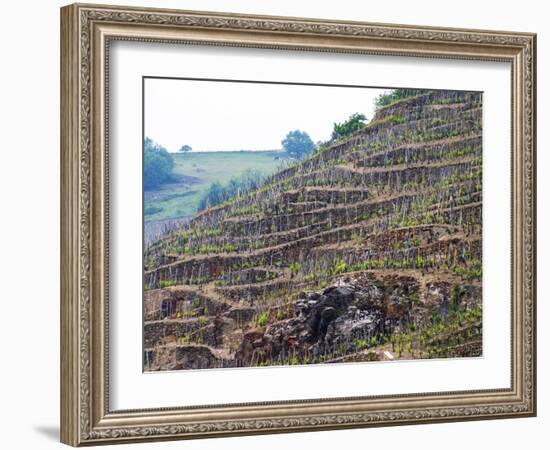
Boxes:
[60,3,536,446]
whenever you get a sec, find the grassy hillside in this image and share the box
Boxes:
[144,150,285,222]
[143,89,483,371]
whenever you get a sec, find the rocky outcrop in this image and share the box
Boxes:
[235,275,421,366]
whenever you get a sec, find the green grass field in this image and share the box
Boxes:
[144,151,286,222]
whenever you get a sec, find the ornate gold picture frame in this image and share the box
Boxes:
[60,3,536,446]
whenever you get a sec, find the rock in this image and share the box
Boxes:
[321,306,337,319]
[308,292,321,300]
[234,329,265,365]
[323,286,354,303]
[175,345,219,370]
[193,316,236,348]
[460,284,482,308]
[426,281,451,319]
[233,277,388,365]
[232,272,480,367]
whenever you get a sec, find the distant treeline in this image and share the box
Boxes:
[191,149,282,153]
[198,169,265,211]
[144,137,176,190]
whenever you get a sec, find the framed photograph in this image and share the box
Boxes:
[60,3,536,446]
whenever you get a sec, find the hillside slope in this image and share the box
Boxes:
[143,89,483,371]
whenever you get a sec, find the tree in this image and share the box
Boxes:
[281,130,315,159]
[144,137,175,190]
[179,144,192,153]
[331,113,367,141]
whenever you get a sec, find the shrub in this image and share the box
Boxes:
[331,113,367,140]
[144,137,176,190]
[257,311,270,327]
[332,259,350,275]
[290,262,302,274]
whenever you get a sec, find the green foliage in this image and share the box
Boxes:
[392,305,483,360]
[159,279,177,288]
[198,168,266,211]
[190,244,237,254]
[354,339,369,351]
[396,342,403,357]
[332,259,350,275]
[374,89,425,110]
[453,259,482,280]
[290,262,302,274]
[281,130,316,159]
[178,334,191,344]
[289,355,300,365]
[144,137,176,190]
[331,113,367,140]
[257,311,270,327]
[387,114,406,125]
[178,144,192,152]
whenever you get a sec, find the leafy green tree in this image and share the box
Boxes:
[179,144,192,153]
[144,137,175,190]
[331,113,367,141]
[281,130,315,159]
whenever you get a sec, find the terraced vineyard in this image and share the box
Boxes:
[143,89,483,371]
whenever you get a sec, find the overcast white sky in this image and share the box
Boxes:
[144,78,388,152]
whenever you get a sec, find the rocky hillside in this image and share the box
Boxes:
[143,89,483,371]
